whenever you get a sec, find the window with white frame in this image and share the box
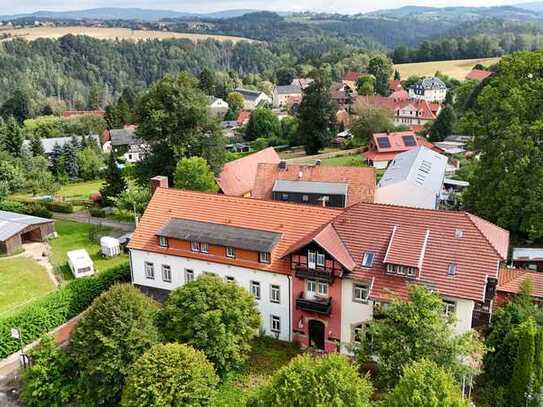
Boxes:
[159,236,168,248]
[352,323,364,344]
[281,193,289,201]
[162,265,172,282]
[270,315,281,333]
[144,262,154,279]
[191,241,200,252]
[250,281,261,299]
[270,285,280,303]
[448,263,457,276]
[306,279,317,293]
[361,252,374,268]
[259,252,270,264]
[353,283,369,303]
[200,242,209,253]
[302,194,309,202]
[316,252,325,267]
[443,300,456,316]
[317,281,328,296]
[184,269,194,283]
[226,247,235,258]
[308,250,316,269]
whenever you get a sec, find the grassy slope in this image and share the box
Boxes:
[50,220,128,280]
[0,256,55,316]
[214,337,301,405]
[395,57,501,80]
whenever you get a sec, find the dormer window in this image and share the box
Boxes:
[386,263,417,277]
[362,252,374,267]
[159,236,168,248]
[259,251,270,264]
[191,241,208,253]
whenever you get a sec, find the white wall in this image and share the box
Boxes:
[371,159,390,170]
[340,278,374,354]
[130,249,291,341]
[443,295,475,335]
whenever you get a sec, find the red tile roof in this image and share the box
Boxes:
[237,111,251,125]
[465,69,493,81]
[389,79,403,92]
[498,267,543,299]
[218,147,281,196]
[251,163,376,206]
[389,89,409,100]
[342,71,366,82]
[357,96,439,121]
[128,188,340,275]
[384,225,429,268]
[330,203,508,302]
[363,133,443,163]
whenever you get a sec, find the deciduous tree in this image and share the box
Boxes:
[174,156,218,192]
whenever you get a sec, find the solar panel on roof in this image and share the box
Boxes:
[402,135,416,146]
[377,136,391,148]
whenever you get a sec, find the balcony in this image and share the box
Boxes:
[296,293,332,315]
[294,265,335,283]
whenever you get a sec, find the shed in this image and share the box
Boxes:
[0,211,55,255]
[67,249,95,278]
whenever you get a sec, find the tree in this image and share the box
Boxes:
[77,146,104,180]
[20,335,74,407]
[356,75,375,96]
[281,115,299,145]
[113,186,151,218]
[247,353,373,407]
[121,343,219,407]
[157,275,260,375]
[351,103,395,146]
[174,156,218,192]
[384,359,468,407]
[462,51,543,240]
[225,91,245,116]
[30,135,45,157]
[135,73,226,183]
[70,284,159,406]
[49,143,65,177]
[275,66,297,85]
[297,72,335,155]
[100,152,127,206]
[198,67,216,95]
[356,285,483,388]
[62,139,79,178]
[3,116,24,157]
[429,105,456,142]
[368,55,393,96]
[25,156,59,196]
[245,107,281,141]
[403,75,422,90]
[394,69,401,80]
[1,88,32,122]
[509,318,537,406]
[0,159,25,194]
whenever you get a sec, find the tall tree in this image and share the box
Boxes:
[429,105,456,142]
[198,68,216,95]
[368,55,393,96]
[29,135,45,157]
[3,116,24,157]
[174,157,218,192]
[297,72,335,155]
[100,151,127,206]
[356,75,376,96]
[275,66,297,85]
[244,107,281,141]
[62,141,79,178]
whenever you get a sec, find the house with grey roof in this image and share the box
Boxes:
[374,146,448,209]
[0,211,55,255]
[106,127,147,163]
[408,76,448,103]
[23,134,100,156]
[234,88,272,110]
[272,83,303,108]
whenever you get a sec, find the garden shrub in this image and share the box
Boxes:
[0,199,26,213]
[0,262,130,359]
[23,202,53,219]
[20,335,75,407]
[88,207,106,218]
[44,201,74,213]
[121,343,219,407]
[70,284,160,406]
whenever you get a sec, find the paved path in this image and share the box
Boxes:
[286,148,361,163]
[53,212,135,233]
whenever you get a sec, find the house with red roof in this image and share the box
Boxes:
[388,79,403,93]
[342,71,367,91]
[465,69,493,82]
[236,111,251,126]
[128,179,508,352]
[363,131,444,169]
[217,147,281,197]
[497,267,543,305]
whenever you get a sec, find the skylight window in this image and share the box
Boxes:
[448,263,457,276]
[362,252,374,268]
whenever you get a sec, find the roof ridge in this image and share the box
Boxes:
[464,212,508,259]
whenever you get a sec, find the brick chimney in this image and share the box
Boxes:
[150,176,169,195]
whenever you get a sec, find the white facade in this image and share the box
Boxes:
[444,296,475,335]
[208,98,229,118]
[408,77,448,103]
[130,249,291,341]
[340,278,373,353]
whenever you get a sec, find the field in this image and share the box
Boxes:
[395,57,501,80]
[50,220,128,280]
[1,26,252,43]
[0,256,56,317]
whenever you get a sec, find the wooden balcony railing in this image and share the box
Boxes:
[296,293,332,315]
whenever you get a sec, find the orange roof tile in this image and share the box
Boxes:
[237,111,251,125]
[388,79,403,92]
[498,267,543,298]
[465,69,493,81]
[218,147,281,196]
[251,163,375,206]
[384,226,429,268]
[342,71,365,82]
[128,188,340,275]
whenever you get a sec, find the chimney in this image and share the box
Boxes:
[150,176,169,195]
[279,160,287,170]
[315,159,321,166]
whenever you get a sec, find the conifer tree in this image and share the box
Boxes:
[3,116,24,157]
[100,151,127,206]
[63,141,79,178]
[30,135,45,157]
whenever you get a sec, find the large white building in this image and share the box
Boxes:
[408,77,448,103]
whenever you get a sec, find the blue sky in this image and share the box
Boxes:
[0,0,520,15]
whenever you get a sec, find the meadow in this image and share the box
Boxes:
[395,57,501,80]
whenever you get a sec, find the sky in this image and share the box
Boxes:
[0,0,523,15]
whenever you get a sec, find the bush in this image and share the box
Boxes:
[157,275,260,375]
[0,262,130,359]
[0,199,26,213]
[70,284,160,406]
[88,207,106,218]
[44,201,74,213]
[247,353,373,407]
[121,343,219,407]
[24,202,52,219]
[383,359,467,407]
[20,335,75,407]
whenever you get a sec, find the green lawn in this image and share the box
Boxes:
[0,256,56,317]
[50,220,128,281]
[10,180,103,202]
[214,337,301,405]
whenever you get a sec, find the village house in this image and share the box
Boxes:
[251,161,375,208]
[207,96,229,118]
[23,134,101,159]
[128,182,508,352]
[0,211,55,255]
[234,88,272,111]
[511,248,543,272]
[217,147,281,197]
[103,126,146,163]
[363,131,444,169]
[342,71,366,92]
[408,76,448,103]
[272,79,311,109]
[497,267,543,305]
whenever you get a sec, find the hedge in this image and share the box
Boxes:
[0,200,52,219]
[0,262,130,360]
[44,201,74,213]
